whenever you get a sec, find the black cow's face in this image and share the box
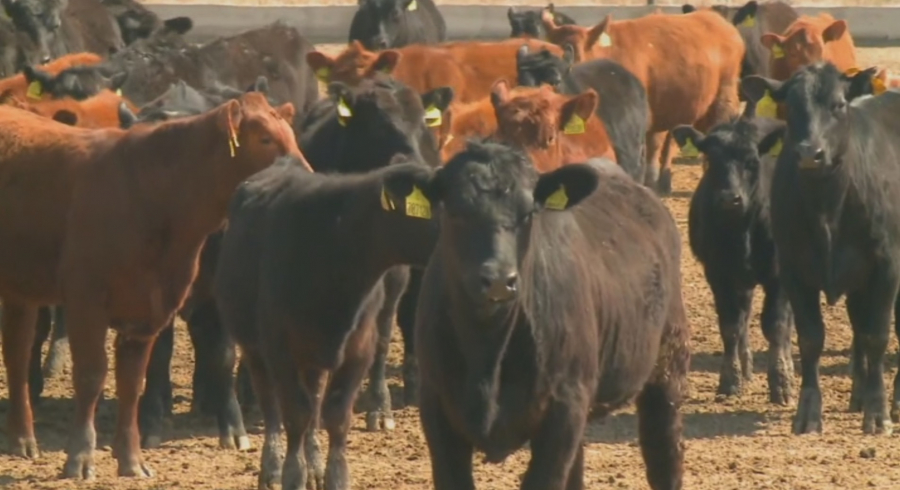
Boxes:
[515,44,573,89]
[349,0,414,50]
[744,63,850,173]
[2,0,65,62]
[383,141,598,306]
[325,75,451,172]
[24,64,128,101]
[508,8,543,38]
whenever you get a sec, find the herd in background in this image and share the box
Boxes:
[0,0,897,489]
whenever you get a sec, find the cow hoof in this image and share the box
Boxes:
[863,403,893,435]
[365,411,396,432]
[655,168,672,196]
[792,387,823,435]
[10,437,39,459]
[220,435,251,451]
[141,434,162,449]
[767,369,793,406]
[281,457,305,490]
[61,454,95,480]
[118,459,155,477]
[849,384,865,413]
[716,368,743,398]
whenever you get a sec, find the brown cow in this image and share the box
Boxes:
[438,96,497,160]
[305,38,563,103]
[541,9,744,195]
[491,79,614,172]
[0,92,305,479]
[0,52,103,101]
[760,13,856,81]
[0,89,139,128]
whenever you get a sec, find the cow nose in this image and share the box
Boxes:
[717,191,743,209]
[374,37,388,49]
[479,271,518,302]
[798,143,825,169]
[41,54,51,64]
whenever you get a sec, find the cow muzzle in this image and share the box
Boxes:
[479,270,519,303]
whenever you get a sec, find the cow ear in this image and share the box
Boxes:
[217,99,242,136]
[118,101,138,129]
[516,44,529,64]
[371,50,401,74]
[507,6,517,20]
[162,16,193,35]
[275,102,295,123]
[490,79,512,109]
[52,110,78,126]
[533,163,599,212]
[380,162,441,217]
[109,71,128,91]
[558,89,597,133]
[540,7,557,28]
[585,15,612,50]
[681,3,696,14]
[22,65,53,86]
[732,1,758,25]
[306,51,335,82]
[421,86,454,127]
[822,20,847,43]
[253,76,269,94]
[562,43,575,64]
[741,75,785,103]
[671,125,706,154]
[759,33,784,51]
[757,124,787,159]
[327,82,355,124]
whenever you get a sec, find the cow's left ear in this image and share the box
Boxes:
[822,20,847,43]
[108,71,128,92]
[421,86,453,128]
[275,102,295,123]
[741,75,786,103]
[757,123,787,159]
[380,159,441,218]
[371,50,401,74]
[558,89,597,134]
[533,163,599,212]
[585,14,612,49]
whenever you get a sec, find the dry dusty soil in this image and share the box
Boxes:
[3,42,900,490]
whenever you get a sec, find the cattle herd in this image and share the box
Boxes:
[0,0,896,488]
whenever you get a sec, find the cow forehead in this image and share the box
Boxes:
[442,152,537,204]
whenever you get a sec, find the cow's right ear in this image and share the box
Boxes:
[757,124,786,159]
[118,101,138,129]
[306,51,335,82]
[671,125,706,155]
[681,3,696,14]
[421,86,454,128]
[327,82,356,125]
[380,162,441,218]
[732,1,758,26]
[490,79,512,109]
[533,163,599,212]
[561,43,575,65]
[741,75,785,103]
[585,15,612,50]
[371,50,401,74]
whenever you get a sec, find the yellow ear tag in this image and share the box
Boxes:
[680,138,700,158]
[380,187,395,211]
[26,81,42,100]
[756,90,778,119]
[424,105,442,127]
[844,67,861,77]
[227,109,240,158]
[315,67,330,83]
[873,77,887,95]
[405,185,431,219]
[771,44,785,59]
[599,32,612,48]
[767,138,783,158]
[337,98,352,126]
[563,114,585,135]
[544,185,568,210]
[407,0,417,10]
[738,15,756,28]
[115,88,122,96]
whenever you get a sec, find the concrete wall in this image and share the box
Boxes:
[141,4,900,46]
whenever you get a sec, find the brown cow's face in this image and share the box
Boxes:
[224,93,309,172]
[761,20,848,81]
[305,41,401,87]
[541,10,610,62]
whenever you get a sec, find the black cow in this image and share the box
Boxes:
[516,44,649,184]
[507,3,576,39]
[348,0,446,49]
[683,1,798,82]
[0,15,45,75]
[100,0,162,45]
[671,116,793,404]
[215,155,439,490]
[404,140,689,490]
[2,0,125,59]
[299,73,453,429]
[743,62,900,435]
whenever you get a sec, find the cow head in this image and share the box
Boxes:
[382,139,599,306]
[306,41,399,86]
[672,117,785,218]
[760,18,849,80]
[348,0,419,50]
[319,74,452,172]
[742,63,852,173]
[509,4,576,39]
[841,66,889,102]
[1,0,65,62]
[490,79,599,171]
[23,64,129,101]
[541,9,611,62]
[681,3,734,19]
[515,44,574,89]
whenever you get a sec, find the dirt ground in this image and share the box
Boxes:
[4,46,900,490]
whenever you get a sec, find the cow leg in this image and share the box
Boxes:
[643,132,667,194]
[656,132,676,196]
[2,302,40,458]
[398,269,421,407]
[891,297,900,423]
[237,359,257,413]
[707,274,753,397]
[845,271,898,435]
[362,268,407,431]
[244,348,285,490]
[848,335,866,413]
[211,336,249,450]
[29,306,53,407]
[784,274,826,435]
[419,383,475,490]
[139,321,174,449]
[520,400,588,490]
[61,300,109,479]
[112,333,156,477]
[760,281,794,405]
[563,445,584,490]
[637,378,685,490]
[186,304,215,415]
[43,305,70,378]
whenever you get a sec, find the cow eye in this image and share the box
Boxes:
[260,136,273,145]
[832,100,846,113]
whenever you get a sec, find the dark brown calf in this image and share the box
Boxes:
[0,92,303,479]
